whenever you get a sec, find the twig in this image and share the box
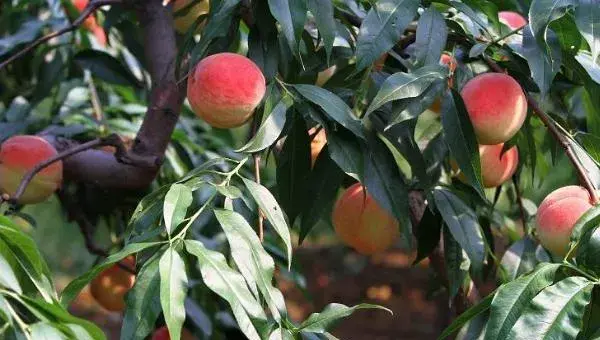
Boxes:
[512,176,528,232]
[483,57,599,204]
[9,134,153,204]
[248,116,264,242]
[85,71,106,133]
[0,0,121,71]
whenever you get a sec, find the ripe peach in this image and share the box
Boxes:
[308,127,327,167]
[451,143,518,188]
[72,0,107,46]
[332,183,400,255]
[536,186,593,256]
[315,65,337,87]
[0,135,63,204]
[373,53,388,71]
[151,326,196,340]
[90,256,136,312]
[173,0,210,34]
[429,53,457,114]
[187,53,266,129]
[498,11,527,30]
[461,73,527,145]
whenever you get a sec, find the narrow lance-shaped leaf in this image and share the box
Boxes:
[237,98,291,153]
[215,209,287,322]
[439,293,494,340]
[159,248,189,340]
[414,8,448,67]
[355,0,420,71]
[298,303,392,334]
[440,89,485,197]
[185,240,268,340]
[307,0,336,62]
[0,253,22,294]
[507,276,593,340]
[433,188,485,275]
[366,65,447,115]
[268,0,307,55]
[242,178,293,268]
[575,0,600,62]
[163,184,193,235]
[484,263,563,340]
[528,0,573,49]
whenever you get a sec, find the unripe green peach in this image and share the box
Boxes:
[536,186,593,257]
[0,135,63,204]
[90,256,136,312]
[461,73,527,145]
[187,53,266,129]
[498,11,527,30]
[332,183,400,255]
[451,143,518,188]
[173,0,210,34]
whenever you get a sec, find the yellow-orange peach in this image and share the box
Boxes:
[332,183,400,255]
[308,127,327,167]
[315,65,337,87]
[151,326,196,340]
[536,186,593,256]
[0,135,63,204]
[498,11,527,30]
[461,73,527,145]
[173,0,210,34]
[90,256,136,312]
[187,53,266,128]
[429,53,457,114]
[73,0,107,46]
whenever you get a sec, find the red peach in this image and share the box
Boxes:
[187,53,266,129]
[72,0,107,46]
[461,73,527,145]
[90,256,136,312]
[332,183,400,255]
[173,0,210,34]
[429,53,457,114]
[536,186,593,256]
[308,127,327,168]
[498,11,527,30]
[151,326,196,340]
[479,143,519,188]
[0,135,63,204]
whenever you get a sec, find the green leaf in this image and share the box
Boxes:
[29,322,66,340]
[500,236,544,282]
[325,127,364,181]
[60,242,160,307]
[242,178,293,268]
[298,303,391,333]
[439,293,494,340]
[73,50,141,87]
[299,149,344,243]
[163,184,193,235]
[413,207,442,264]
[237,98,290,153]
[578,133,600,165]
[575,0,600,62]
[0,221,55,302]
[0,20,44,57]
[185,240,268,340]
[522,25,562,95]
[159,248,189,340]
[508,276,593,340]
[484,263,563,340]
[568,204,600,255]
[414,8,448,67]
[120,254,162,340]
[268,0,307,54]
[444,227,470,300]
[363,134,412,247]
[469,42,489,58]
[192,0,241,62]
[276,113,311,225]
[214,209,287,322]
[575,53,600,85]
[433,188,485,275]
[355,0,420,71]
[450,1,491,35]
[440,89,485,197]
[293,85,366,139]
[575,225,600,276]
[528,0,573,48]
[0,253,22,294]
[306,0,336,62]
[366,65,447,115]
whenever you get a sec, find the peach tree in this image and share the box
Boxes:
[0,0,599,339]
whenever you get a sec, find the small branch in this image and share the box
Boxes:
[484,57,599,204]
[0,0,121,71]
[512,176,528,231]
[10,134,155,204]
[85,71,106,133]
[248,116,264,242]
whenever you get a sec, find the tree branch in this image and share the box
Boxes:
[483,57,599,204]
[0,0,121,70]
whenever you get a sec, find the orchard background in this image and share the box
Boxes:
[0,0,599,339]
